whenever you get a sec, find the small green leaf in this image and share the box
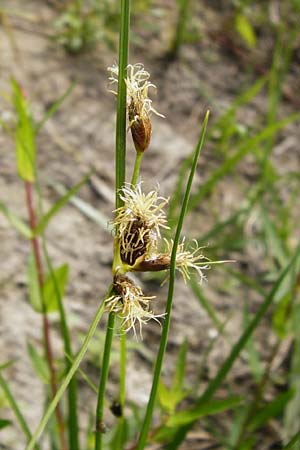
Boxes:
[0,418,12,430]
[166,396,242,427]
[235,14,257,49]
[0,201,32,238]
[34,176,89,235]
[35,82,75,134]
[42,264,69,313]
[27,342,50,384]
[11,79,36,182]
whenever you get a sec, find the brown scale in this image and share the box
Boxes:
[128,100,152,153]
[120,217,150,266]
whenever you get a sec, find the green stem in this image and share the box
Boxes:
[131,151,143,186]
[24,181,67,450]
[94,312,116,450]
[119,330,126,408]
[136,112,210,449]
[41,239,79,450]
[26,294,109,450]
[115,0,130,210]
[0,373,40,450]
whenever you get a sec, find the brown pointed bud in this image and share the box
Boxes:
[128,101,152,153]
[133,255,171,272]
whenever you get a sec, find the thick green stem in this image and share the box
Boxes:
[94,312,116,450]
[136,112,209,449]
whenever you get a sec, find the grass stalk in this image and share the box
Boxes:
[26,293,109,450]
[170,0,190,58]
[24,181,67,450]
[94,312,116,450]
[115,0,130,209]
[131,151,143,186]
[136,111,209,449]
[41,238,79,450]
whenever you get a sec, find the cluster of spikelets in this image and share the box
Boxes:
[106,64,213,337]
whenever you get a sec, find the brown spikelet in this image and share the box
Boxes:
[128,100,152,153]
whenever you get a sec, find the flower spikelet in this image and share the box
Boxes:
[108,63,164,152]
[114,183,169,267]
[166,238,210,284]
[105,275,163,337]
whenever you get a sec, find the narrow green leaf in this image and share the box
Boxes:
[137,112,210,450]
[248,389,294,432]
[35,82,75,134]
[166,245,300,449]
[35,175,89,235]
[0,372,40,449]
[235,14,257,48]
[188,113,300,211]
[0,360,16,371]
[26,293,108,450]
[261,206,289,267]
[0,200,32,238]
[51,182,110,231]
[283,430,300,450]
[173,339,188,393]
[27,343,50,384]
[11,78,36,182]
[27,253,42,313]
[42,264,69,313]
[189,276,224,331]
[166,396,242,427]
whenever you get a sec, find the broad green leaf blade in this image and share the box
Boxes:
[35,175,89,235]
[0,200,32,238]
[27,343,50,384]
[166,396,242,427]
[11,79,36,182]
[35,82,75,134]
[27,253,42,313]
[42,264,69,313]
[166,245,300,449]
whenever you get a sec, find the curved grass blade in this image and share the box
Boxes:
[136,111,210,450]
[25,295,109,450]
[0,372,40,450]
